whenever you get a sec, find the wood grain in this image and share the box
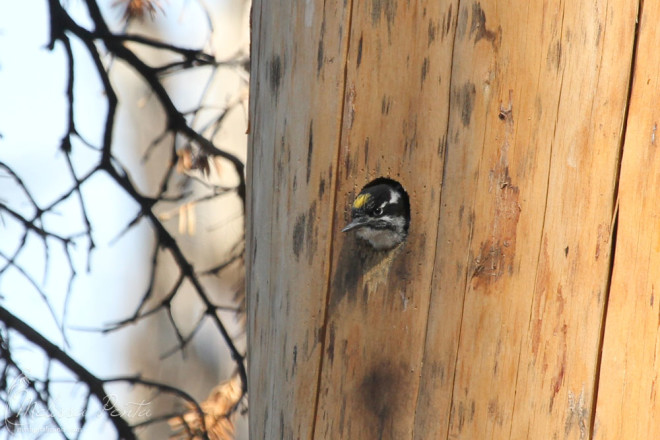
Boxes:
[593,1,660,438]
[412,1,636,439]
[246,1,351,438]
[248,0,643,439]
[311,1,454,438]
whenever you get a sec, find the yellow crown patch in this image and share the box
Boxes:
[353,193,370,209]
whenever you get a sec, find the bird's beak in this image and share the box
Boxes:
[342,217,368,232]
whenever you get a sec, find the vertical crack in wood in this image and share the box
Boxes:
[409,3,461,440]
[309,1,355,438]
[588,1,644,438]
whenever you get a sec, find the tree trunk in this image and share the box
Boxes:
[247,0,654,438]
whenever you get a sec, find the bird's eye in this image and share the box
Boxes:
[373,207,383,216]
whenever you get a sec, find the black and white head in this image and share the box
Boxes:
[342,178,410,251]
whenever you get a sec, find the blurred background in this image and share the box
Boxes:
[0,0,250,438]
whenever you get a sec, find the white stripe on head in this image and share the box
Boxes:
[389,189,401,204]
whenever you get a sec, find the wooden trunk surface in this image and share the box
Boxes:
[247,0,656,438]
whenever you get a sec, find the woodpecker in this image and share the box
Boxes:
[342,178,410,250]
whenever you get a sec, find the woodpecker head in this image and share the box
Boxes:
[342,178,410,251]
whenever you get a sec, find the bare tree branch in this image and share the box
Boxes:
[1,1,250,438]
[0,306,136,440]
